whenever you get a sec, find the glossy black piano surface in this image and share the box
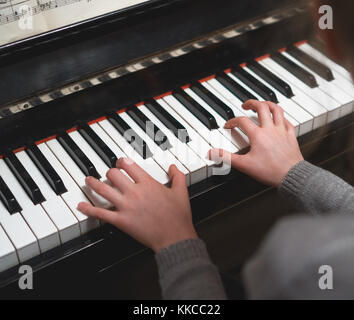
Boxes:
[0,0,353,298]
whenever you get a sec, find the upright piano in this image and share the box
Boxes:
[0,0,353,298]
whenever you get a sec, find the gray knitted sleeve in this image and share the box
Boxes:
[279,160,354,214]
[155,161,354,300]
[155,238,227,300]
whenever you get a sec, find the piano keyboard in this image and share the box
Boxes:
[0,42,353,273]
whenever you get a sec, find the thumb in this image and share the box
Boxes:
[168,164,187,190]
[208,148,249,171]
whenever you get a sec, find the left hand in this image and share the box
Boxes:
[77,158,197,253]
[209,100,304,187]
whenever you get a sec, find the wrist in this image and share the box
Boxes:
[153,231,198,253]
[276,157,304,188]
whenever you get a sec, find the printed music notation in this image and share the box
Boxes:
[0,0,148,46]
[0,0,84,26]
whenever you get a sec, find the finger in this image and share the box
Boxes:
[224,116,258,140]
[242,100,273,127]
[116,157,150,183]
[208,148,249,172]
[168,164,187,191]
[264,101,285,127]
[77,201,125,227]
[85,176,122,207]
[106,168,134,193]
[284,118,296,136]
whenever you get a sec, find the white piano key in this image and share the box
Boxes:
[0,224,18,272]
[205,78,301,136]
[70,130,110,178]
[98,119,169,185]
[227,71,313,135]
[244,66,328,129]
[291,45,354,97]
[201,80,250,118]
[120,112,190,186]
[90,123,126,159]
[184,87,250,149]
[46,137,111,210]
[206,78,264,125]
[139,105,208,184]
[260,58,342,122]
[281,51,353,117]
[299,43,353,81]
[39,142,99,234]
[2,155,59,253]
[163,94,239,153]
[89,123,137,185]
[0,161,39,262]
[294,49,354,106]
[69,130,113,209]
[16,150,80,244]
[156,99,216,176]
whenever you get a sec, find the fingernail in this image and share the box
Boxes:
[123,157,134,165]
[85,176,96,184]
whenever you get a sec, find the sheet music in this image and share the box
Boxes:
[0,0,149,46]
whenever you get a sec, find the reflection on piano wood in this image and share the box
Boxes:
[0,0,353,296]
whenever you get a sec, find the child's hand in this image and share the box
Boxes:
[77,158,197,253]
[210,100,304,187]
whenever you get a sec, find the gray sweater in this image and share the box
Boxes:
[155,161,354,299]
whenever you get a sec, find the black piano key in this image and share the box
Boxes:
[231,66,278,103]
[271,52,318,88]
[4,152,46,205]
[126,107,172,151]
[145,100,190,143]
[216,73,257,103]
[247,61,294,98]
[57,132,101,179]
[107,113,152,159]
[0,175,22,214]
[78,123,118,168]
[190,82,235,121]
[26,143,67,195]
[173,89,219,130]
[287,45,334,81]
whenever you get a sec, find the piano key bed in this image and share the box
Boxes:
[0,41,353,282]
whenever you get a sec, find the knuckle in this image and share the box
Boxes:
[238,116,249,123]
[258,102,269,111]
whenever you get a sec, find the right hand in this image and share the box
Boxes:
[209,100,304,187]
[77,158,197,253]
